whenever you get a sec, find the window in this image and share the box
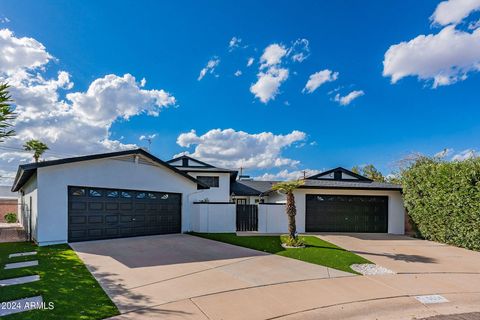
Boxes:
[89,189,102,197]
[106,191,119,198]
[197,176,219,188]
[147,193,157,199]
[136,192,146,199]
[70,188,85,196]
[160,194,169,200]
[236,198,247,205]
[121,191,133,198]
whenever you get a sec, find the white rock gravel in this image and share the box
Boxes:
[350,263,395,275]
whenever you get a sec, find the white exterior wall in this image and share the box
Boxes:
[187,172,231,202]
[19,173,38,241]
[191,203,236,232]
[35,157,202,245]
[294,189,405,234]
[258,204,288,233]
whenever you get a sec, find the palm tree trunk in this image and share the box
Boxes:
[286,191,296,239]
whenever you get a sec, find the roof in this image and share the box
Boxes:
[167,155,238,180]
[307,167,372,181]
[11,149,209,192]
[300,179,402,191]
[0,185,17,199]
[231,180,279,196]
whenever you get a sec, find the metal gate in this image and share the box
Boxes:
[236,204,258,231]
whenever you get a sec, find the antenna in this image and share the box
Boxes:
[302,170,307,179]
[146,138,152,151]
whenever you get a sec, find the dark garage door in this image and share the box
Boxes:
[68,186,181,242]
[306,195,388,233]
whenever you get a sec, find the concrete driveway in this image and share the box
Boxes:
[71,234,480,320]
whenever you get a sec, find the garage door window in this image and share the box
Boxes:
[121,191,133,198]
[89,189,102,197]
[136,192,146,199]
[106,190,118,198]
[70,187,85,196]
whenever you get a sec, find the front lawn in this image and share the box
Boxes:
[190,233,371,274]
[0,242,119,320]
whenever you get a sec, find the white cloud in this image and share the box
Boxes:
[434,148,454,158]
[198,57,220,81]
[383,26,480,87]
[288,38,310,63]
[176,128,306,170]
[0,28,177,185]
[255,168,321,181]
[234,70,242,77]
[247,57,254,67]
[431,0,480,26]
[334,90,364,106]
[451,149,477,161]
[259,44,287,69]
[250,67,289,103]
[302,69,339,93]
[228,37,242,51]
[0,29,52,74]
[139,134,157,141]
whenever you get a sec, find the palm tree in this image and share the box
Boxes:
[23,139,49,163]
[0,83,15,143]
[271,180,304,240]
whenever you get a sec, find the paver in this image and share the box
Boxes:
[8,251,37,258]
[0,275,40,287]
[4,260,38,269]
[0,296,43,317]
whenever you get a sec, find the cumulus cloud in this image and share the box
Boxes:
[259,44,287,69]
[250,67,289,103]
[431,0,480,26]
[198,57,220,81]
[176,128,306,169]
[255,168,321,181]
[334,90,364,106]
[383,26,480,87]
[0,28,176,185]
[139,134,157,141]
[303,69,339,94]
[234,70,242,77]
[0,29,52,73]
[247,57,254,67]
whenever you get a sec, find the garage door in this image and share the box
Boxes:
[68,186,181,242]
[305,195,388,233]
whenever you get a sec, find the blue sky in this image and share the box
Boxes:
[0,0,479,182]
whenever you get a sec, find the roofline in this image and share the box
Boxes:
[298,185,402,191]
[166,155,214,168]
[307,167,373,182]
[11,149,209,192]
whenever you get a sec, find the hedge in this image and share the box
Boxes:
[401,157,480,251]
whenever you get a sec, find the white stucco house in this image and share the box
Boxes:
[11,149,405,246]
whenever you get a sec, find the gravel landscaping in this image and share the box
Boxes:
[350,263,395,275]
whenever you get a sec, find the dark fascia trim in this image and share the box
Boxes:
[193,201,235,204]
[166,155,215,168]
[298,185,402,191]
[178,169,237,174]
[259,202,285,205]
[307,167,372,182]
[11,149,209,192]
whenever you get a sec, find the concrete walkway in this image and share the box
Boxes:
[72,234,480,320]
[0,223,26,243]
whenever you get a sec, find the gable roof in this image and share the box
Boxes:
[231,180,279,196]
[167,155,238,180]
[300,179,402,191]
[11,149,209,192]
[307,167,372,182]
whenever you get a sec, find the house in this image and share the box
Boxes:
[11,148,405,245]
[0,186,18,222]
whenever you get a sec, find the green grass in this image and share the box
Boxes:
[190,233,371,274]
[0,242,119,320]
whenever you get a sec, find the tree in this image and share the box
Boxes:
[271,180,304,240]
[0,83,15,143]
[352,164,386,182]
[23,139,49,163]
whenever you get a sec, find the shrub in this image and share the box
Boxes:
[281,235,305,247]
[4,212,17,223]
[401,157,480,250]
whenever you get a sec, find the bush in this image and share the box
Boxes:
[4,212,17,223]
[281,235,305,247]
[401,157,480,250]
